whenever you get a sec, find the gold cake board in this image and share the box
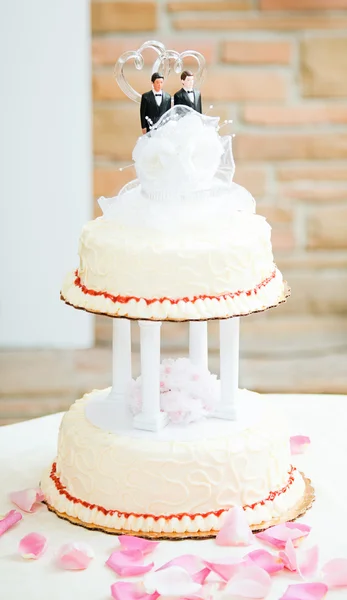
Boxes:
[60,283,291,322]
[45,473,314,541]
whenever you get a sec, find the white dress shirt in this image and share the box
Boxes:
[152,90,162,106]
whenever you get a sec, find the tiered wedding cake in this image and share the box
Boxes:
[41,100,308,539]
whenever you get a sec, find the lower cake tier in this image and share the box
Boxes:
[41,389,307,536]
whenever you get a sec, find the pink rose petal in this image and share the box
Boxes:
[18,532,47,559]
[10,488,44,513]
[57,542,94,570]
[256,522,311,549]
[279,540,319,578]
[279,583,328,600]
[36,489,45,502]
[106,550,154,577]
[198,583,224,600]
[245,549,284,574]
[110,581,159,600]
[144,566,202,597]
[290,436,311,455]
[0,510,22,536]
[298,545,319,578]
[216,506,254,547]
[156,555,203,575]
[279,539,297,572]
[225,565,272,599]
[118,535,159,556]
[193,567,211,584]
[204,558,246,581]
[322,558,347,587]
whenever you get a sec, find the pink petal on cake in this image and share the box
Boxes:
[245,549,284,574]
[156,555,203,575]
[256,522,311,549]
[279,583,328,600]
[204,558,246,581]
[290,436,311,455]
[0,510,22,536]
[144,566,202,597]
[18,532,47,559]
[225,565,272,599]
[10,488,44,513]
[57,542,94,570]
[106,550,154,577]
[110,581,159,600]
[118,535,159,556]
[322,558,347,587]
[216,506,254,547]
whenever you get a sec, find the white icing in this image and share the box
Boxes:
[41,465,305,533]
[62,266,284,320]
[40,389,306,533]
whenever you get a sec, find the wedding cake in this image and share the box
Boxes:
[41,104,308,539]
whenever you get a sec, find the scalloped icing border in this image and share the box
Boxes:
[44,473,314,540]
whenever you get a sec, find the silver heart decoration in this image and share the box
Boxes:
[153,49,206,90]
[114,40,166,104]
[114,41,206,104]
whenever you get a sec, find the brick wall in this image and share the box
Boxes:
[91,0,347,342]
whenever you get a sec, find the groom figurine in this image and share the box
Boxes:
[173,70,202,114]
[140,72,171,133]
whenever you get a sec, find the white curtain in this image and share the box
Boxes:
[0,0,94,348]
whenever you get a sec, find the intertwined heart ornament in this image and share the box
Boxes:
[114,40,206,104]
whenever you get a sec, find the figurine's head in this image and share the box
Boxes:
[181,70,194,91]
[151,72,164,92]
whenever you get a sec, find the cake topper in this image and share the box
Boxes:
[115,41,207,132]
[173,70,202,114]
[102,42,255,215]
[140,72,171,134]
[114,41,206,104]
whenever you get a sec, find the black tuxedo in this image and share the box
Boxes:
[140,90,171,132]
[173,88,202,114]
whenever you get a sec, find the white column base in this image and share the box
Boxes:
[133,411,169,432]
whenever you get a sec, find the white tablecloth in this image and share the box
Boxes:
[0,394,347,599]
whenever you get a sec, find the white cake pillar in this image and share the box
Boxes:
[214,317,239,420]
[189,321,208,368]
[109,319,132,400]
[133,321,169,431]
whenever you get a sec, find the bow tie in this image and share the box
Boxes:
[187,90,194,93]
[155,93,162,96]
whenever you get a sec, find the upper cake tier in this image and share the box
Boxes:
[61,107,288,321]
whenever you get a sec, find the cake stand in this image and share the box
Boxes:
[63,286,291,432]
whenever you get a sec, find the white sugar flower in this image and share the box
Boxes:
[132,107,224,196]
